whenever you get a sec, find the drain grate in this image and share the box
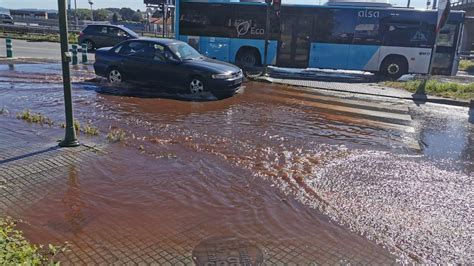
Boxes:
[192,236,263,265]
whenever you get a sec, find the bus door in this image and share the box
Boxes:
[432,20,463,75]
[277,15,312,68]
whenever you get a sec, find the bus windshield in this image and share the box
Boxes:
[168,43,202,60]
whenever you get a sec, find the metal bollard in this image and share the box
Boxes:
[71,44,78,65]
[81,44,88,64]
[6,38,13,58]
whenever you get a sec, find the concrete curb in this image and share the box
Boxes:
[253,76,472,108]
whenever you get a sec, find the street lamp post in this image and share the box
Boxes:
[58,0,79,147]
[74,0,78,29]
[88,0,94,21]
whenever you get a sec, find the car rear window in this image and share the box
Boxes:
[84,25,108,34]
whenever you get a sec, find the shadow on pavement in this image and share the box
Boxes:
[0,146,60,165]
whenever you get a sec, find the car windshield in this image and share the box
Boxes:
[168,43,202,60]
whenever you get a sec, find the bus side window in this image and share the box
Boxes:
[314,9,356,44]
[437,24,457,47]
[380,13,435,48]
[353,14,383,45]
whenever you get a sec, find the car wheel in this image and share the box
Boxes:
[381,57,408,80]
[108,68,123,84]
[82,40,95,52]
[189,77,205,94]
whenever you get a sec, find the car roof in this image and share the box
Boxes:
[86,24,139,36]
[132,38,184,46]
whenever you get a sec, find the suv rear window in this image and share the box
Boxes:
[84,25,108,34]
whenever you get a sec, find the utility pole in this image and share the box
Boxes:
[74,0,78,29]
[263,0,271,74]
[58,0,79,147]
[88,0,94,21]
[162,3,166,38]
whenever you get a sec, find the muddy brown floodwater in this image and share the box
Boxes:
[0,64,472,264]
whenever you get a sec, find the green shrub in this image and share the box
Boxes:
[106,129,126,142]
[459,60,474,73]
[16,110,53,126]
[0,217,66,265]
[384,80,474,100]
[83,124,99,136]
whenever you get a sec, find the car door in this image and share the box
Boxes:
[147,43,182,88]
[93,26,109,48]
[117,41,153,82]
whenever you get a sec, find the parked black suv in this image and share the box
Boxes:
[78,24,139,51]
[0,14,14,24]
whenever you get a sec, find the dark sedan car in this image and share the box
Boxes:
[79,24,139,51]
[93,38,243,99]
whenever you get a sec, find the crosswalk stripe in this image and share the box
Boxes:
[274,86,410,114]
[253,91,415,133]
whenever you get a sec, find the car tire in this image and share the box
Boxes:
[189,77,205,94]
[380,57,408,80]
[82,40,96,52]
[107,68,123,84]
[236,49,260,68]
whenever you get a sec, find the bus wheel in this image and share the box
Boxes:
[381,57,408,80]
[236,48,261,68]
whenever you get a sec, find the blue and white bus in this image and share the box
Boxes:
[175,0,465,79]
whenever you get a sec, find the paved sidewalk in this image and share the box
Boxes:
[0,119,101,216]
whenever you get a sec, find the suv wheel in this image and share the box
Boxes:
[82,40,95,52]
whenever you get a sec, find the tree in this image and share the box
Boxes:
[93,9,111,21]
[131,12,143,22]
[76,8,92,20]
[119,7,136,21]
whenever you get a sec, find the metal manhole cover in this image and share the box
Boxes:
[192,236,263,265]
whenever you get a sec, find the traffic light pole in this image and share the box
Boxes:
[263,1,271,75]
[58,0,79,147]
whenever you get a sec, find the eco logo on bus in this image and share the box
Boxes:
[358,10,380,18]
[234,19,265,37]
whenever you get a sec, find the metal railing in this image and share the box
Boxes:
[451,0,474,6]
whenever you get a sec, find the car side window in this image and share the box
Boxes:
[99,26,108,34]
[119,42,144,56]
[152,44,166,61]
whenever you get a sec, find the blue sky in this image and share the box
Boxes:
[0,0,428,10]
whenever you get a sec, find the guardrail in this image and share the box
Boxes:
[0,23,173,38]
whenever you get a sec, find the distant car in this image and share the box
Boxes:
[93,38,243,99]
[78,24,139,51]
[0,14,13,24]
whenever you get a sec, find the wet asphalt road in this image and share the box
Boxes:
[0,63,472,263]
